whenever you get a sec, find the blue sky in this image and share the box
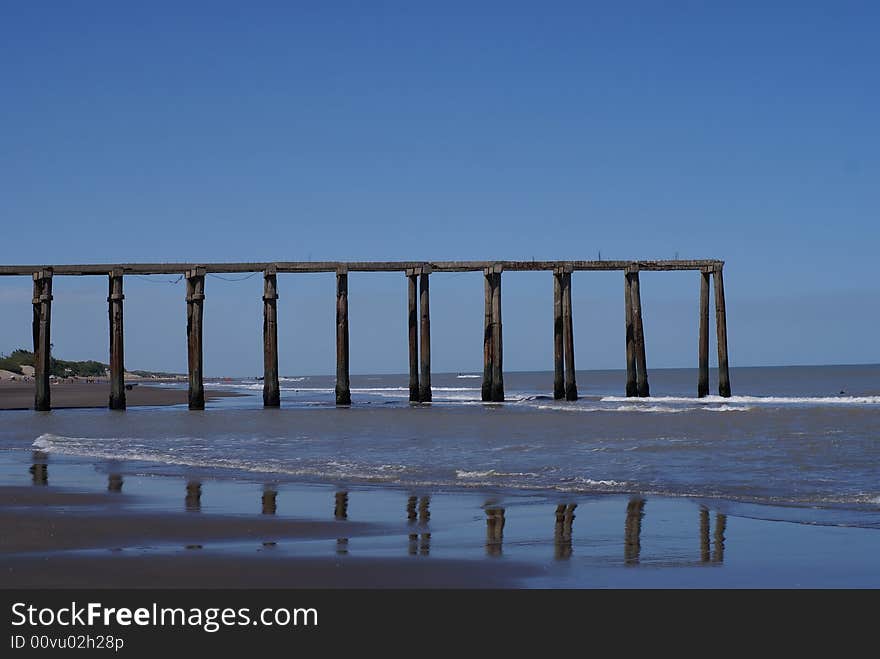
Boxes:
[1,2,877,375]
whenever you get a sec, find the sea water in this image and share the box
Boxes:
[3,365,880,524]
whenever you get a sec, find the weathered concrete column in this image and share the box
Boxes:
[419,266,432,402]
[406,269,419,402]
[552,271,564,400]
[561,266,578,401]
[714,265,731,397]
[627,266,650,397]
[624,272,637,397]
[490,264,504,402]
[185,268,205,410]
[32,270,53,411]
[108,269,126,410]
[481,269,494,402]
[262,266,280,408]
[698,269,711,398]
[481,265,504,402]
[335,267,351,405]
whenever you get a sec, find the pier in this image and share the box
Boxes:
[1,259,731,410]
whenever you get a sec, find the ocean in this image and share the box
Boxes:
[4,365,880,528]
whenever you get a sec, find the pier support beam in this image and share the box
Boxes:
[32,270,53,411]
[624,272,637,397]
[108,269,126,410]
[627,267,650,397]
[698,268,710,398]
[553,271,564,400]
[419,266,432,402]
[482,264,504,402]
[406,270,419,402]
[185,268,205,410]
[714,265,731,397]
[335,267,351,405]
[262,267,280,408]
[561,265,578,401]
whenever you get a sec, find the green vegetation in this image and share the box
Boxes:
[0,348,106,378]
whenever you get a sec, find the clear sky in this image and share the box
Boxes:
[1,2,877,376]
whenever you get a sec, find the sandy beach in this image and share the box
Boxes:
[0,381,242,410]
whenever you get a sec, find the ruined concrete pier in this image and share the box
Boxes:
[0,259,732,410]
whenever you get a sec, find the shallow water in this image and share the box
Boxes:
[2,365,880,524]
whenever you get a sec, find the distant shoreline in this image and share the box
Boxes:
[0,381,243,411]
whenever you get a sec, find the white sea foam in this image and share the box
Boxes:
[456,374,481,379]
[32,434,412,482]
[455,469,538,479]
[600,394,880,406]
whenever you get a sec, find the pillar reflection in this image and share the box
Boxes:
[624,497,645,565]
[700,508,727,564]
[262,488,277,515]
[700,507,710,563]
[185,481,202,512]
[554,503,576,560]
[30,451,48,486]
[485,507,505,557]
[713,513,727,563]
[334,491,349,520]
[108,474,124,492]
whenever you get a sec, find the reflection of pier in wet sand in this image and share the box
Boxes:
[26,460,730,566]
[30,451,48,486]
[554,503,577,560]
[700,507,727,564]
[185,481,202,512]
[485,506,506,557]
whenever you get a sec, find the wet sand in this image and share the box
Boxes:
[3,450,880,588]
[0,484,535,588]
[0,381,241,410]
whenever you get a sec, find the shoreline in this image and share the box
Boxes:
[0,381,243,410]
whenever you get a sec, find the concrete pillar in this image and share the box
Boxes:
[407,270,419,402]
[714,265,731,397]
[482,270,493,402]
[108,269,126,410]
[561,266,578,401]
[628,267,650,397]
[335,268,351,405]
[490,265,504,402]
[624,273,637,397]
[32,270,53,411]
[481,265,504,402]
[698,269,711,398]
[185,268,206,410]
[262,267,280,408]
[553,271,564,400]
[419,267,432,402]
